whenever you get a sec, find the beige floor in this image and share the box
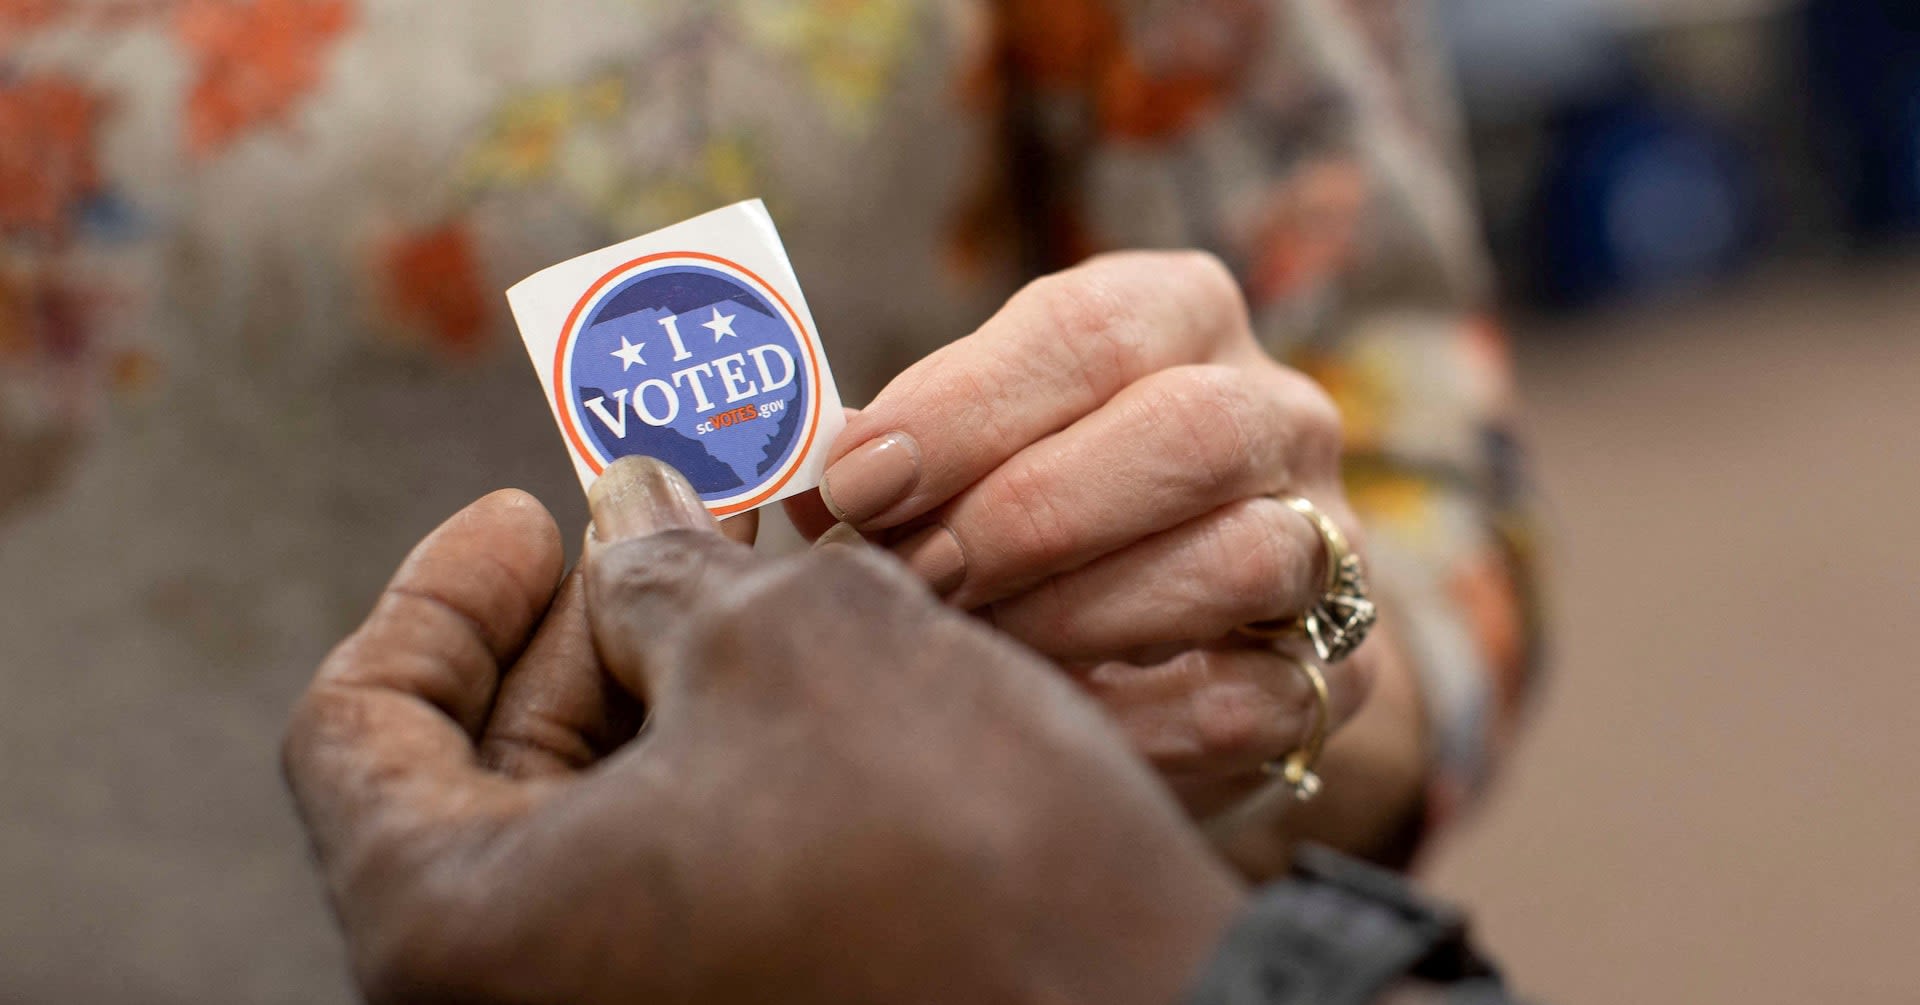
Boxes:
[1424,260,1920,1004]
[1,262,1914,1003]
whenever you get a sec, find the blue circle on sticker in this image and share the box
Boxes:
[558,256,820,514]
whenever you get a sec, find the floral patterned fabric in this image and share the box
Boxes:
[0,0,1538,841]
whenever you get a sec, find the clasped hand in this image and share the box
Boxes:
[284,460,1245,1005]
[797,251,1377,813]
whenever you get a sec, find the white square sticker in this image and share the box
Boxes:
[507,200,846,516]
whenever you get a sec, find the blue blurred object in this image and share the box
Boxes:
[1436,0,1623,119]
[1804,0,1920,239]
[1534,93,1761,307]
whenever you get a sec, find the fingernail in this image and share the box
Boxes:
[821,432,920,525]
[897,524,967,598]
[588,456,713,544]
[814,521,869,550]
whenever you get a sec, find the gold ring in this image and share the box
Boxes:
[1237,496,1377,663]
[1262,652,1330,802]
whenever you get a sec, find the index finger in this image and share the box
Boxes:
[820,251,1254,531]
[283,489,563,865]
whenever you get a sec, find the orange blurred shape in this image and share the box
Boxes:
[108,346,160,392]
[1447,554,1528,709]
[992,0,1260,141]
[0,0,68,39]
[0,73,108,238]
[1244,160,1370,305]
[948,1,1263,278]
[382,221,489,357]
[175,0,354,157]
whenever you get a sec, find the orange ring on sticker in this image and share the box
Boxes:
[550,251,826,517]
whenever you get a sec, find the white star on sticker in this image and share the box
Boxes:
[609,335,647,371]
[701,306,739,342]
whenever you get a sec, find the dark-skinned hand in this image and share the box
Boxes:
[284,456,1246,1005]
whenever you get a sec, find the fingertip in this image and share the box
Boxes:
[475,487,556,526]
[478,486,551,512]
[813,521,868,550]
[894,523,967,599]
[721,510,760,547]
[468,488,566,588]
[781,489,839,541]
[587,457,718,547]
[819,430,922,527]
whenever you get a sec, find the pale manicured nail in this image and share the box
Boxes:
[821,432,920,525]
[588,456,713,544]
[897,524,967,597]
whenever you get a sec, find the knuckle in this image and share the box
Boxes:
[1105,248,1244,310]
[1023,264,1127,341]
[589,532,762,644]
[1134,248,1254,343]
[1145,366,1260,492]
[686,581,780,656]
[1275,369,1345,474]
[1010,251,1254,405]
[1168,249,1249,323]
[280,681,364,795]
[591,534,711,605]
[1106,248,1251,342]
[1020,266,1148,395]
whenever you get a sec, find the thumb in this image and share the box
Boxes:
[584,457,757,704]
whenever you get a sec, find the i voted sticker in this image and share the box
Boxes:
[555,256,821,511]
[508,201,845,515]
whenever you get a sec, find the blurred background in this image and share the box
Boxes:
[2,0,1917,1002]
[1423,0,1919,1000]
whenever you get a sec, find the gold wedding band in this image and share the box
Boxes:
[1237,496,1378,664]
[1263,652,1331,802]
